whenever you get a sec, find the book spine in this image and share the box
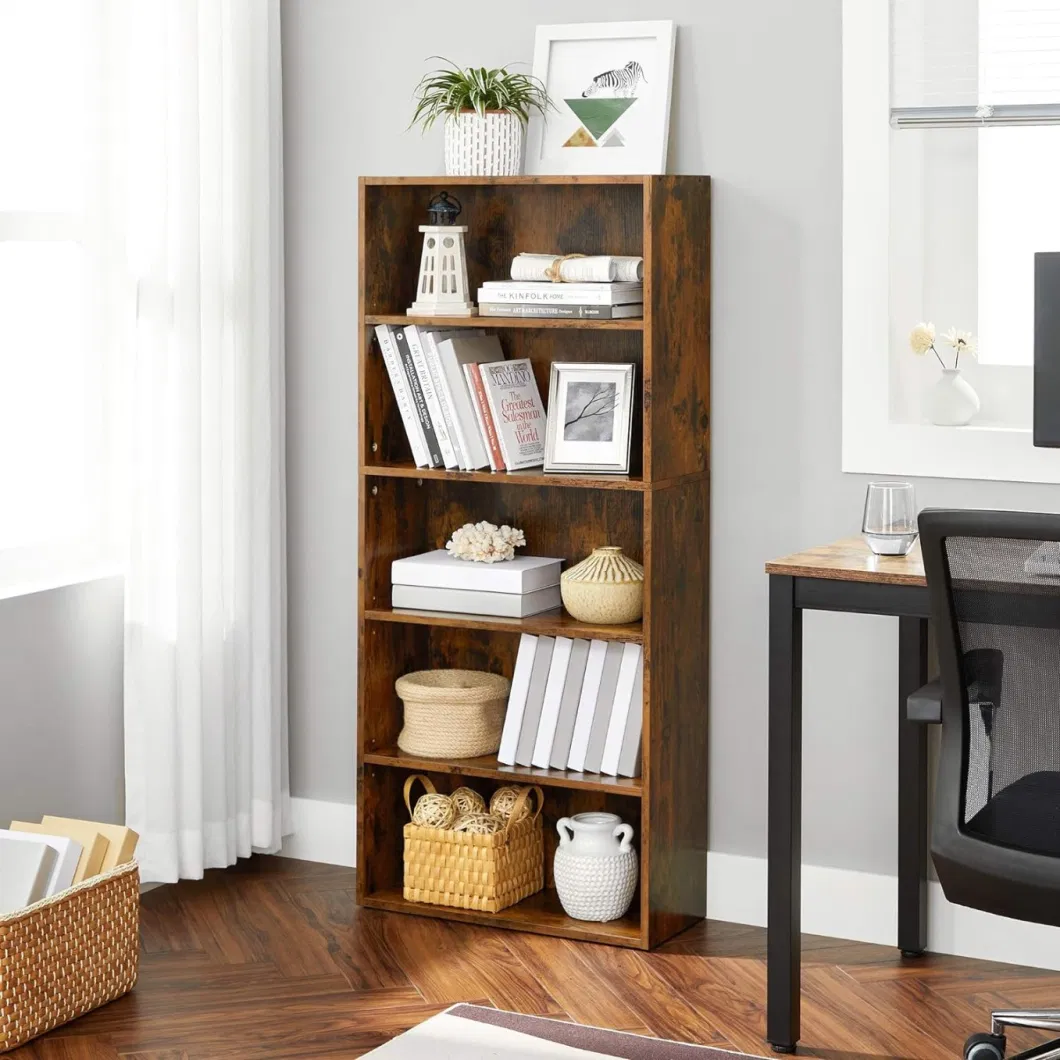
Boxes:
[421,331,466,469]
[405,327,458,469]
[465,363,506,471]
[478,303,631,319]
[394,328,441,467]
[374,325,430,467]
[477,286,637,306]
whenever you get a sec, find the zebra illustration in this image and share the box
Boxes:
[581,60,647,99]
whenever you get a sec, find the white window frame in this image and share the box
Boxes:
[842,0,1060,484]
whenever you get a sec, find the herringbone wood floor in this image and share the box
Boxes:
[12,856,1060,1059]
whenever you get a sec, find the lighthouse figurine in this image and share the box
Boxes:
[407,192,476,317]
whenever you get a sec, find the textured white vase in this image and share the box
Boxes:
[927,368,980,426]
[444,111,524,176]
[553,812,638,922]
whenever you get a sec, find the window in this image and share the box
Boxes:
[842,0,1060,483]
[0,3,120,592]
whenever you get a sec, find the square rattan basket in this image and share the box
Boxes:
[0,861,139,1054]
[402,775,544,913]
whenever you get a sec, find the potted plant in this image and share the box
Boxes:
[909,322,980,426]
[411,58,552,177]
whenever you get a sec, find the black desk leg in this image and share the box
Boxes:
[767,575,802,1053]
[897,616,929,957]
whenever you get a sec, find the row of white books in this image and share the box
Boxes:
[374,325,547,472]
[498,635,642,778]
[476,281,644,321]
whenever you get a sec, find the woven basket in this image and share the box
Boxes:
[403,775,544,913]
[0,862,139,1053]
[396,669,510,759]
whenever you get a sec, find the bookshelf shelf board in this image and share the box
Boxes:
[365,313,644,331]
[363,461,649,492]
[364,605,643,644]
[362,746,643,796]
[362,887,645,947]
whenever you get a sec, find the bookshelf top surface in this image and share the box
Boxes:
[362,175,654,187]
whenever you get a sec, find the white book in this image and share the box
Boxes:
[567,640,608,772]
[0,829,81,897]
[618,654,645,778]
[479,281,644,305]
[435,335,505,470]
[392,583,561,618]
[479,358,547,471]
[404,326,458,469]
[532,637,573,767]
[0,835,57,914]
[498,634,539,765]
[422,329,467,468]
[550,639,590,770]
[392,550,563,594]
[374,324,430,468]
[583,642,625,774]
[515,636,555,767]
[601,643,643,776]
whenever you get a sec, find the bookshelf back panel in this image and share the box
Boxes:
[364,326,644,474]
[363,183,644,317]
[362,476,644,610]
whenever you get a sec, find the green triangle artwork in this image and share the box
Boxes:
[562,97,637,148]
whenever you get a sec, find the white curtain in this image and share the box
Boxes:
[115,0,290,883]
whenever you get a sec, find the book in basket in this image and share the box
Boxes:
[402,775,544,914]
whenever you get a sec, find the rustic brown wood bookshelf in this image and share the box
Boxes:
[357,174,710,950]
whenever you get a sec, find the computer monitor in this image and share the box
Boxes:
[1035,252,1060,448]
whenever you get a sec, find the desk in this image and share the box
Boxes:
[764,537,930,1053]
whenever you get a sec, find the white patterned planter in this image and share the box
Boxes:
[553,812,638,922]
[445,111,524,177]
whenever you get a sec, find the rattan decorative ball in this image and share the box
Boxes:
[452,812,505,835]
[451,786,487,816]
[490,786,531,822]
[412,792,456,829]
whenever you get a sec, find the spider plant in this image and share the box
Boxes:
[410,58,553,130]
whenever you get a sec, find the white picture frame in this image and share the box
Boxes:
[526,21,676,176]
[544,362,636,474]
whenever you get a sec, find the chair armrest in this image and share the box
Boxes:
[907,679,942,723]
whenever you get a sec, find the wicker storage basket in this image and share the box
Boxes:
[396,669,511,759]
[0,862,139,1053]
[403,775,544,913]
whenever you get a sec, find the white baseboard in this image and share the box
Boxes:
[278,796,356,867]
[707,850,1060,971]
[276,807,1060,971]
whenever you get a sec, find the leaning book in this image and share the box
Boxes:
[478,358,547,470]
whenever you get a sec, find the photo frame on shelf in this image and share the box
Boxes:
[544,362,635,474]
[526,20,676,176]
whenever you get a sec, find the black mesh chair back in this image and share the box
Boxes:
[919,509,1060,928]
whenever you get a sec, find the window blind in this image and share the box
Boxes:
[891,0,1060,126]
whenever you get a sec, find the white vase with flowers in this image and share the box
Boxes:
[909,322,980,427]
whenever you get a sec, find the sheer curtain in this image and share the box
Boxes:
[116,0,290,883]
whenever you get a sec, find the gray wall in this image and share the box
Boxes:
[0,578,125,826]
[281,0,1060,875]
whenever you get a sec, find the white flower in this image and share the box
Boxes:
[446,521,527,563]
[942,327,976,357]
[909,322,936,355]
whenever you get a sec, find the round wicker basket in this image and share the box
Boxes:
[395,669,511,759]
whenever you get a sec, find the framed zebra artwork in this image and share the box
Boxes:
[526,21,676,175]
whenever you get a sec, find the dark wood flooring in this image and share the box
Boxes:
[12,855,1060,1059]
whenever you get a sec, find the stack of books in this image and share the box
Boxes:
[392,550,564,618]
[0,816,138,914]
[374,325,548,472]
[476,281,644,320]
[498,635,643,778]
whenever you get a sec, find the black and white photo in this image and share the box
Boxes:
[545,363,635,474]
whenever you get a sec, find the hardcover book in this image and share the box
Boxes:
[404,326,458,468]
[515,636,556,767]
[393,326,442,467]
[479,281,644,305]
[582,641,625,774]
[549,638,591,770]
[391,583,561,618]
[0,829,82,896]
[532,636,574,767]
[0,836,56,914]
[479,303,643,320]
[478,358,547,470]
[498,634,538,765]
[391,550,563,594]
[434,334,504,470]
[11,820,108,884]
[374,324,429,467]
[464,362,505,471]
[41,817,139,873]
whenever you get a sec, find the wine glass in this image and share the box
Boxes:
[862,482,918,556]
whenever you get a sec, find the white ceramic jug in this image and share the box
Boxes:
[553,811,638,922]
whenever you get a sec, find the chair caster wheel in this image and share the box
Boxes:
[964,1032,1006,1060]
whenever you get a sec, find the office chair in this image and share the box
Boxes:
[916,510,1060,1060]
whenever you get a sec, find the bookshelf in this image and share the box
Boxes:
[357,174,710,950]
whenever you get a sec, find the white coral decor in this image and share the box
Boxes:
[446,521,526,563]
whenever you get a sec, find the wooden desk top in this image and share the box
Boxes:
[765,536,926,587]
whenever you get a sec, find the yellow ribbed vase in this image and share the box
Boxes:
[560,546,644,625]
